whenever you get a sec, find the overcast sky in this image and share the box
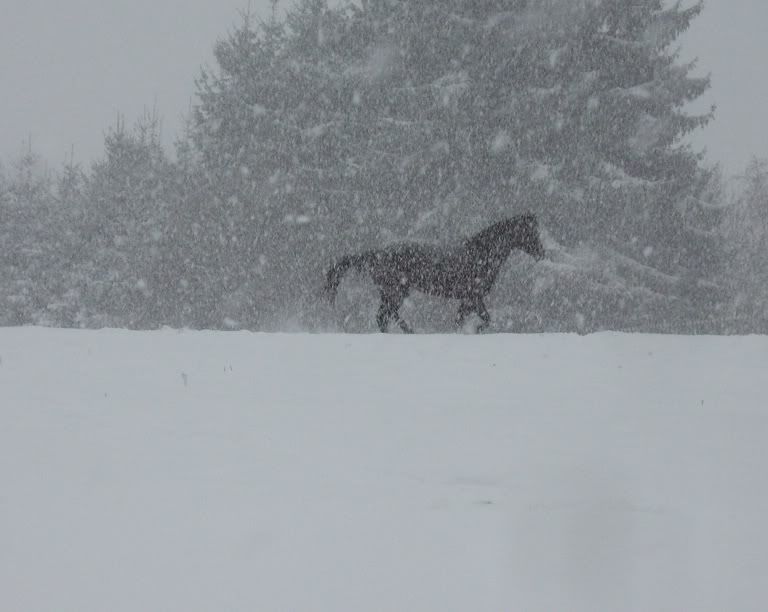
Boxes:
[1,1,765,175]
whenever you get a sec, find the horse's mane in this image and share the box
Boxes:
[464,214,534,251]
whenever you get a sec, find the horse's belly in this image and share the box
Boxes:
[414,269,477,299]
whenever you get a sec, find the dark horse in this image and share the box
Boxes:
[325,213,545,333]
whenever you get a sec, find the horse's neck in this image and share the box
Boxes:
[473,238,516,287]
[469,234,514,261]
[467,221,514,249]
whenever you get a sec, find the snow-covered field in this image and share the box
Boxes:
[2,327,767,612]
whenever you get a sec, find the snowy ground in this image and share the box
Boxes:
[1,327,767,612]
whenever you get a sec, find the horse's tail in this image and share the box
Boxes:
[325,252,373,304]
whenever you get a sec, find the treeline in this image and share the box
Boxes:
[1,0,766,333]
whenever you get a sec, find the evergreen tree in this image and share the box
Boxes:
[186,0,717,330]
[189,3,363,327]
[85,113,177,328]
[47,152,93,326]
[343,0,716,330]
[721,158,768,331]
[0,145,58,325]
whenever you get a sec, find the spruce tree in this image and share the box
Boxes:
[85,113,176,328]
[0,146,58,325]
[186,0,717,330]
[722,158,768,331]
[189,3,366,327]
[345,0,715,330]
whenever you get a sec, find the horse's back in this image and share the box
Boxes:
[374,242,474,297]
[382,242,463,272]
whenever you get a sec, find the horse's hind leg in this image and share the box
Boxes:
[396,316,414,334]
[475,299,491,332]
[456,301,474,329]
[457,299,490,333]
[377,289,413,333]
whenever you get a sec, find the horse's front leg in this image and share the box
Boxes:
[396,317,414,334]
[475,299,491,332]
[456,299,489,333]
[376,301,392,332]
[392,295,414,334]
[456,301,474,329]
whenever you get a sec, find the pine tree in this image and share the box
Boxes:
[185,0,716,330]
[189,3,366,327]
[49,152,91,327]
[0,144,59,325]
[352,0,716,330]
[722,158,768,331]
[85,112,176,328]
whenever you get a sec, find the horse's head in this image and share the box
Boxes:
[499,213,545,261]
[466,213,546,266]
